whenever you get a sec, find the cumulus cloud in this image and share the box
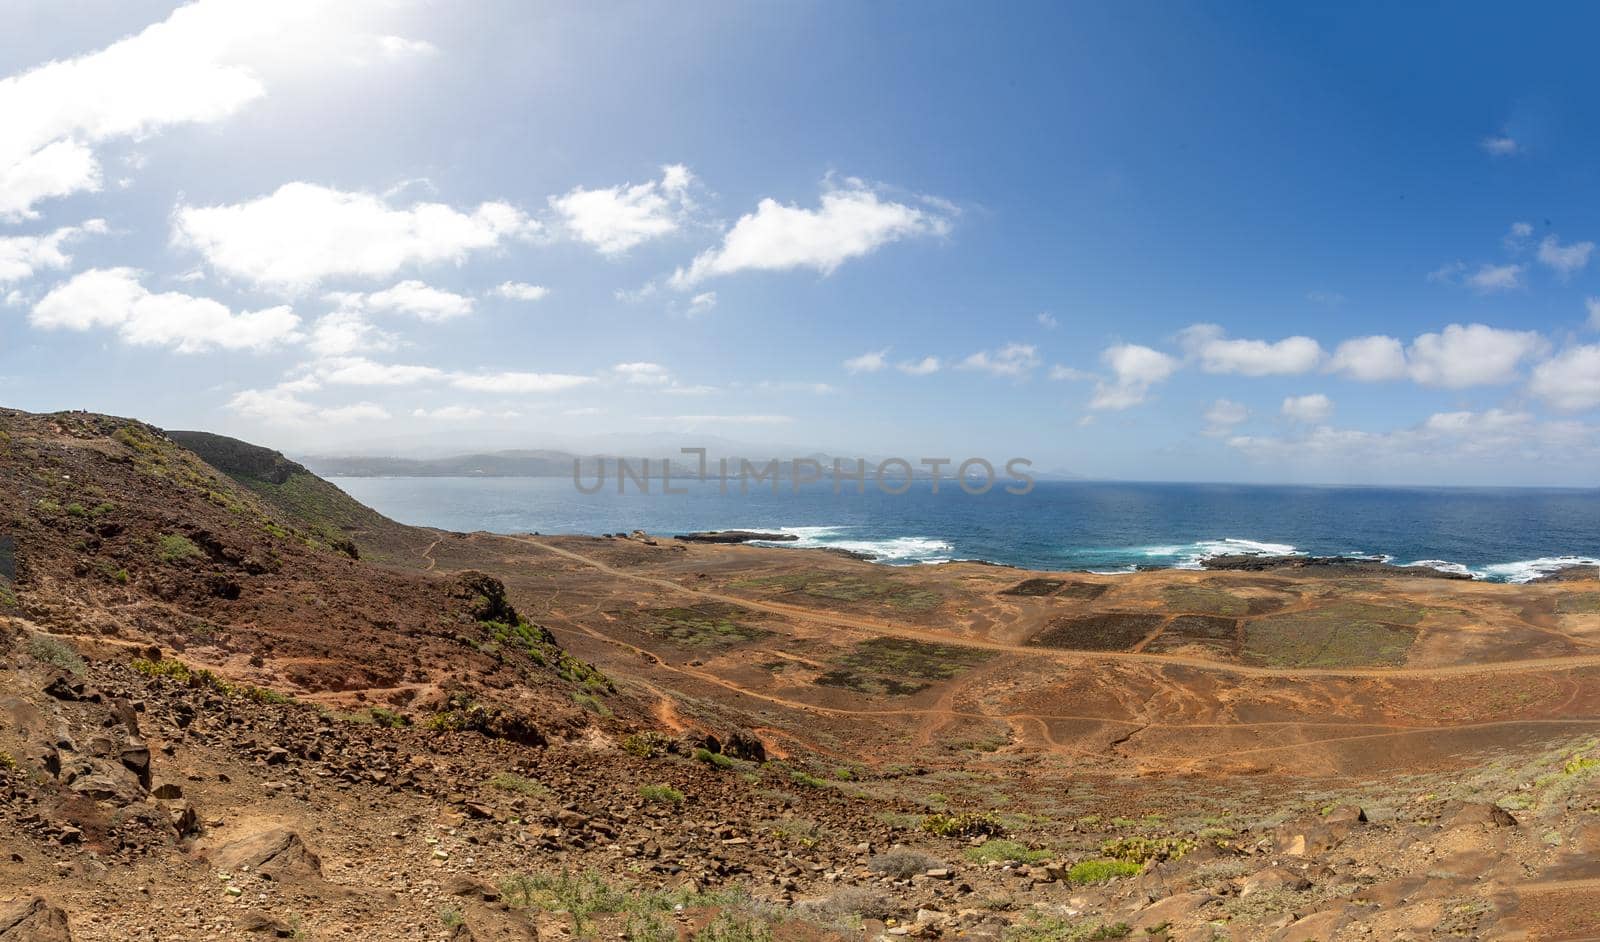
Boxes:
[1036,312,1058,329]
[1228,409,1600,474]
[376,35,437,58]
[173,182,537,292]
[305,308,397,357]
[1504,221,1534,250]
[550,164,695,255]
[30,267,299,353]
[1529,345,1600,412]
[897,356,941,376]
[1466,263,1524,293]
[1203,399,1249,436]
[0,1,414,219]
[1089,343,1178,410]
[1179,324,1323,376]
[494,281,548,301]
[1537,235,1594,278]
[0,219,106,285]
[670,180,951,287]
[450,371,593,394]
[1282,393,1333,423]
[843,349,888,373]
[336,280,473,321]
[612,361,672,385]
[312,356,444,386]
[1328,335,1408,382]
[687,291,718,316]
[1406,323,1547,388]
[227,383,389,426]
[961,343,1040,377]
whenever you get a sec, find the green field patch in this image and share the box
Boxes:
[732,571,943,612]
[814,670,930,697]
[1001,578,1065,597]
[1029,613,1164,651]
[1145,614,1239,655]
[837,636,994,679]
[634,603,769,647]
[1242,604,1416,667]
[1161,585,1252,615]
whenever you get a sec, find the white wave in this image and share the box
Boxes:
[747,526,954,565]
[1472,555,1600,583]
[1405,559,1475,577]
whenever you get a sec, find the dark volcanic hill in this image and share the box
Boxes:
[0,407,629,738]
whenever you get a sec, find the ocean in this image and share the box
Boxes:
[327,476,1600,583]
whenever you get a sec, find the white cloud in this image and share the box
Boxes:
[613,361,672,385]
[961,343,1040,377]
[352,280,473,321]
[451,371,593,394]
[844,349,888,373]
[1048,365,1094,382]
[1481,135,1519,157]
[1466,262,1524,293]
[756,380,836,394]
[1179,324,1323,376]
[227,383,389,426]
[1529,345,1600,412]
[376,35,437,58]
[688,291,718,315]
[1203,399,1249,436]
[1427,261,1466,285]
[409,406,523,422]
[550,164,694,255]
[650,414,792,426]
[1589,298,1600,331]
[1504,221,1534,250]
[30,267,299,353]
[173,182,537,292]
[1537,235,1594,278]
[0,219,106,285]
[1089,343,1178,410]
[1281,393,1333,423]
[1036,312,1058,329]
[1328,335,1408,382]
[305,308,397,357]
[319,402,391,423]
[1406,323,1547,388]
[670,180,951,287]
[314,356,444,386]
[897,356,941,376]
[0,1,412,219]
[493,281,549,302]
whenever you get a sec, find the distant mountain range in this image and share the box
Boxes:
[300,449,1080,482]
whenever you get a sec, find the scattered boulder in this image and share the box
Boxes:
[723,730,767,762]
[0,898,71,942]
[208,828,322,879]
[1443,802,1518,830]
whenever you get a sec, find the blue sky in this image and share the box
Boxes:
[3,1,1600,485]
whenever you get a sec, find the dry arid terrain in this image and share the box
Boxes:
[3,408,1600,941]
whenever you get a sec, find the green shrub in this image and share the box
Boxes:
[157,533,202,563]
[368,707,410,728]
[498,870,628,934]
[28,635,86,676]
[65,502,87,517]
[1098,836,1194,865]
[790,770,828,788]
[921,811,1004,838]
[694,747,736,769]
[622,731,671,758]
[1066,859,1141,883]
[867,848,944,879]
[0,750,16,771]
[639,784,685,804]
[697,910,774,942]
[966,839,1052,864]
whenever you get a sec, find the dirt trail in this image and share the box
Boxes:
[511,535,1600,682]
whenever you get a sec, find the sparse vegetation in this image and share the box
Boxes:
[867,848,944,879]
[1005,913,1131,941]
[1066,859,1142,883]
[638,784,685,804]
[966,839,1052,864]
[694,747,736,769]
[27,635,86,676]
[157,533,202,563]
[622,731,671,758]
[635,603,769,647]
[1099,835,1194,865]
[921,810,1005,838]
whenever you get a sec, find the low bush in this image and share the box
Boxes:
[867,848,944,879]
[639,784,685,804]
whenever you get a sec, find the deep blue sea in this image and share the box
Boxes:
[328,477,1600,583]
